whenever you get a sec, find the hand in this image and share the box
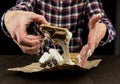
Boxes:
[4,11,49,55]
[79,14,107,67]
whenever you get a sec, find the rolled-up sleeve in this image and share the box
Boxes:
[10,0,37,11]
[86,0,116,45]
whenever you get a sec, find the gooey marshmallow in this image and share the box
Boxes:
[39,24,74,65]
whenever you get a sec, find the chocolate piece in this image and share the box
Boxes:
[52,58,58,66]
[40,63,47,68]
[39,24,67,40]
[45,60,52,67]
[53,31,66,39]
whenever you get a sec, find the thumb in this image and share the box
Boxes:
[88,14,102,29]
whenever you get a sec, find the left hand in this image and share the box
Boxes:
[79,14,107,67]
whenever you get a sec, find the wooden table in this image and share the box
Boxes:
[0,55,120,84]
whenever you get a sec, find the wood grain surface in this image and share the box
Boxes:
[0,54,120,84]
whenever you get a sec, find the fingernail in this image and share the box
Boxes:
[87,49,92,57]
[37,49,40,53]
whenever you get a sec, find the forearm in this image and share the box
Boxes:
[1,0,37,37]
[86,0,116,45]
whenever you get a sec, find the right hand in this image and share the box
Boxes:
[78,14,106,67]
[4,10,49,55]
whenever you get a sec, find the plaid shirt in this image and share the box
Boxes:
[1,0,116,54]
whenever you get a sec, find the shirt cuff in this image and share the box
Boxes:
[1,13,11,37]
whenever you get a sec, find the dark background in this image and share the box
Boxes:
[0,0,116,55]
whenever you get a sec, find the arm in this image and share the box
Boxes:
[1,0,37,37]
[79,0,116,67]
[86,0,116,45]
[1,0,49,55]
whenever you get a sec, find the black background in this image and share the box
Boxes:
[0,0,116,55]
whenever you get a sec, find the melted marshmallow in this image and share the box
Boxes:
[39,24,74,65]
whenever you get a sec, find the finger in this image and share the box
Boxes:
[88,37,98,54]
[88,44,95,54]
[88,34,96,53]
[16,29,41,47]
[79,44,89,67]
[28,12,49,25]
[80,51,88,67]
[27,35,44,46]
[27,35,43,40]
[88,24,100,53]
[18,43,41,55]
[18,35,41,54]
[88,14,102,29]
[17,36,41,47]
[16,43,36,55]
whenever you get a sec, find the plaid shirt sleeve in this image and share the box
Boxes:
[1,0,116,48]
[1,13,11,37]
[9,0,37,11]
[85,0,116,46]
